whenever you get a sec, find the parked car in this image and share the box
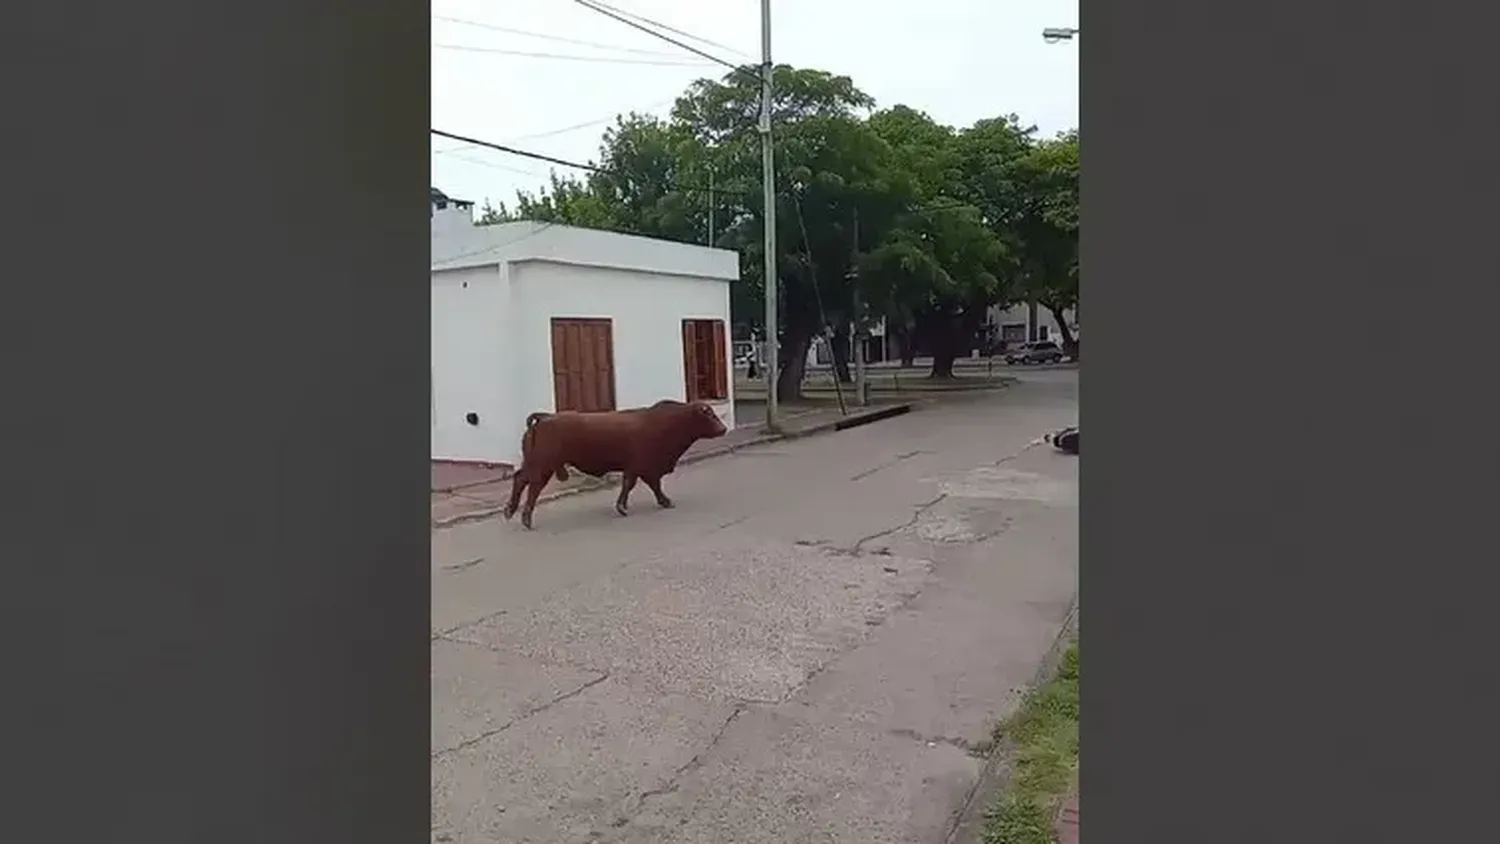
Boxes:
[1004,340,1065,365]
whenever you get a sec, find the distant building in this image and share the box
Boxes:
[430,199,738,467]
[430,186,474,219]
[807,317,894,368]
[986,301,1078,346]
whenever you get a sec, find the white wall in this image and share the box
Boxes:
[511,261,735,453]
[430,204,475,237]
[431,263,513,463]
[987,302,1078,342]
[432,220,739,466]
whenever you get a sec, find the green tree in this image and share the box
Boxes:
[1009,130,1079,354]
[485,170,618,228]
[483,113,713,240]
[950,119,1079,357]
[866,108,1016,378]
[671,66,906,400]
[489,66,1075,393]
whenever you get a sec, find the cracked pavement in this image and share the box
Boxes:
[431,369,1078,844]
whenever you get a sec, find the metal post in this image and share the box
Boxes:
[707,165,715,247]
[759,0,779,433]
[850,210,867,407]
[852,291,867,407]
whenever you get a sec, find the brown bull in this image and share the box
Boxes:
[502,399,728,529]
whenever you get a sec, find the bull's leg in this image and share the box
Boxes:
[643,476,674,509]
[503,470,527,520]
[615,473,638,517]
[519,472,550,530]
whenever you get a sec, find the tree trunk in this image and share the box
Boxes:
[1047,305,1078,358]
[929,307,984,379]
[928,318,960,379]
[775,327,815,404]
[929,350,957,379]
[830,324,853,383]
[898,331,916,367]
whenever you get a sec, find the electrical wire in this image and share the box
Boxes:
[432,14,704,59]
[438,150,545,177]
[432,128,989,219]
[430,128,750,197]
[432,97,681,155]
[433,129,610,174]
[433,43,713,66]
[577,0,755,59]
[790,189,836,328]
[568,0,761,85]
[790,188,849,413]
[503,97,680,143]
[432,221,561,267]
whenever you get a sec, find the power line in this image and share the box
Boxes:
[568,0,760,85]
[432,222,561,267]
[432,129,610,174]
[503,97,680,143]
[431,130,985,216]
[790,191,848,413]
[578,0,755,60]
[430,128,746,197]
[432,14,703,59]
[437,150,545,177]
[434,97,682,155]
[433,43,712,66]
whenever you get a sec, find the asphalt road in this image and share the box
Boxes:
[431,368,1079,844]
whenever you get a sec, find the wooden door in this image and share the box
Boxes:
[550,318,616,412]
[681,319,728,402]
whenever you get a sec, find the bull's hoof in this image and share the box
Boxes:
[520,514,534,530]
[615,501,629,517]
[656,498,675,510]
[502,505,515,521]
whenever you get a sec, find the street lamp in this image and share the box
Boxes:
[1042,27,1079,43]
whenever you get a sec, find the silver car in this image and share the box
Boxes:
[1004,340,1065,365]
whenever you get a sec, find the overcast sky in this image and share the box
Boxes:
[432,0,1079,211]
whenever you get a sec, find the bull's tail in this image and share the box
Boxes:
[520,411,569,481]
[520,412,548,462]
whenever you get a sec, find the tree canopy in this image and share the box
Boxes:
[478,65,1079,399]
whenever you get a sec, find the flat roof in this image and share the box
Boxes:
[431,220,739,282]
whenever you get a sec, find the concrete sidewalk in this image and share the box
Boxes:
[431,374,1078,844]
[1057,790,1080,844]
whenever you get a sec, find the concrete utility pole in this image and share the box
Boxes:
[850,209,867,407]
[706,165,715,247]
[759,0,779,433]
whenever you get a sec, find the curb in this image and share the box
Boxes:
[435,474,515,495]
[430,402,917,530]
[734,379,1018,401]
[834,402,911,430]
[944,596,1079,844]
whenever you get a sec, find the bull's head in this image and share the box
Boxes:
[690,401,728,439]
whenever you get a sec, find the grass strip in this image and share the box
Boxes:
[982,638,1079,844]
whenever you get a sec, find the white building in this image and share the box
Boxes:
[431,199,739,467]
[987,301,1079,345]
[807,316,892,368]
